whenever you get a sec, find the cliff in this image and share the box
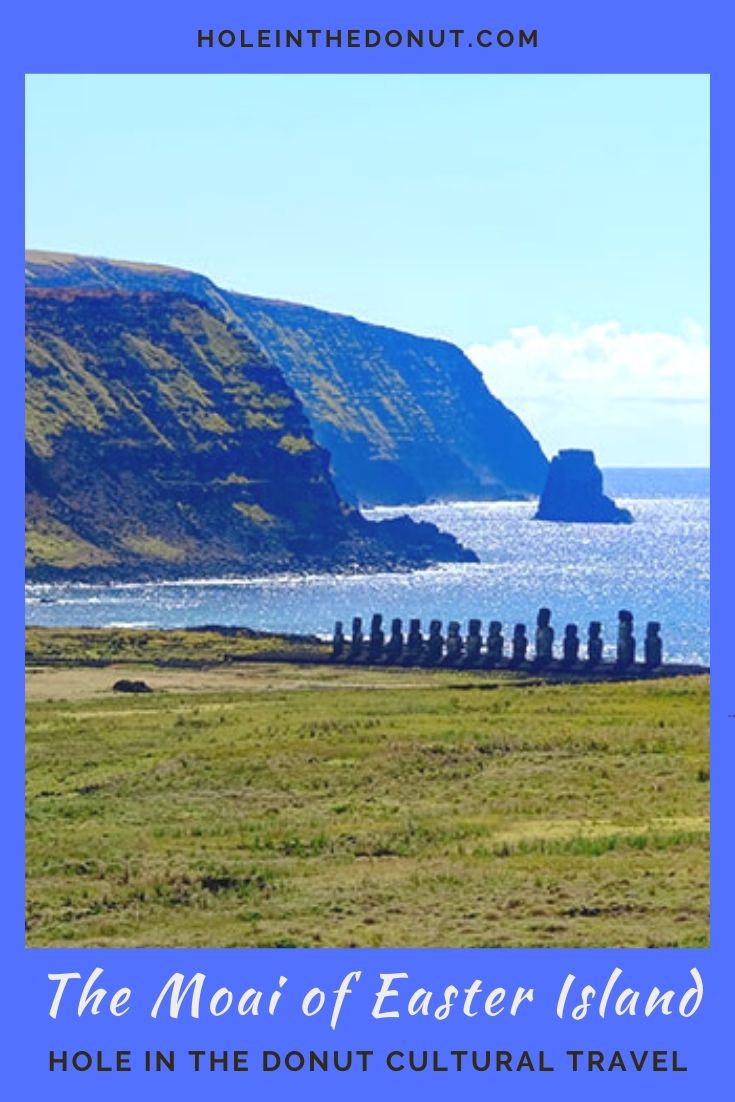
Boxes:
[534,450,634,524]
[222,293,548,504]
[26,250,548,505]
[26,287,476,581]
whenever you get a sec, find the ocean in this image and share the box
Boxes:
[25,469,710,666]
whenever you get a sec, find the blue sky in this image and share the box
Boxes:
[25,75,709,465]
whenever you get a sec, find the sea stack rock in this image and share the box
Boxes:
[534,449,633,524]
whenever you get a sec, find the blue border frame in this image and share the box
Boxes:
[3,2,730,1098]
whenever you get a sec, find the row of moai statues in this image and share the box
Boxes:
[331,609,663,671]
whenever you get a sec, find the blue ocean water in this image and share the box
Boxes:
[25,469,709,665]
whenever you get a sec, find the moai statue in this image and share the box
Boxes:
[348,616,363,661]
[445,621,464,665]
[405,618,423,663]
[368,613,385,662]
[644,622,663,669]
[616,609,636,669]
[485,621,504,667]
[586,621,603,668]
[510,623,528,667]
[562,623,580,668]
[534,607,554,667]
[385,618,404,663]
[331,620,345,660]
[425,620,444,665]
[465,619,483,666]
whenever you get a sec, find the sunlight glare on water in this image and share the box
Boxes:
[26,478,709,666]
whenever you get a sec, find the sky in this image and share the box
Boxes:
[25,74,709,466]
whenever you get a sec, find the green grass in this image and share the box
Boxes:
[25,523,115,571]
[277,433,315,455]
[25,625,326,666]
[26,660,709,948]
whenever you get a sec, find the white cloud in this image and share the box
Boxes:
[466,321,709,466]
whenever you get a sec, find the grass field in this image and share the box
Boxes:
[25,625,326,665]
[26,633,709,948]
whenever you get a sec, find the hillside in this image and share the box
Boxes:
[26,287,475,581]
[26,250,548,505]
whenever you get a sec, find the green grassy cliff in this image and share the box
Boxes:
[27,250,548,505]
[26,287,475,580]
